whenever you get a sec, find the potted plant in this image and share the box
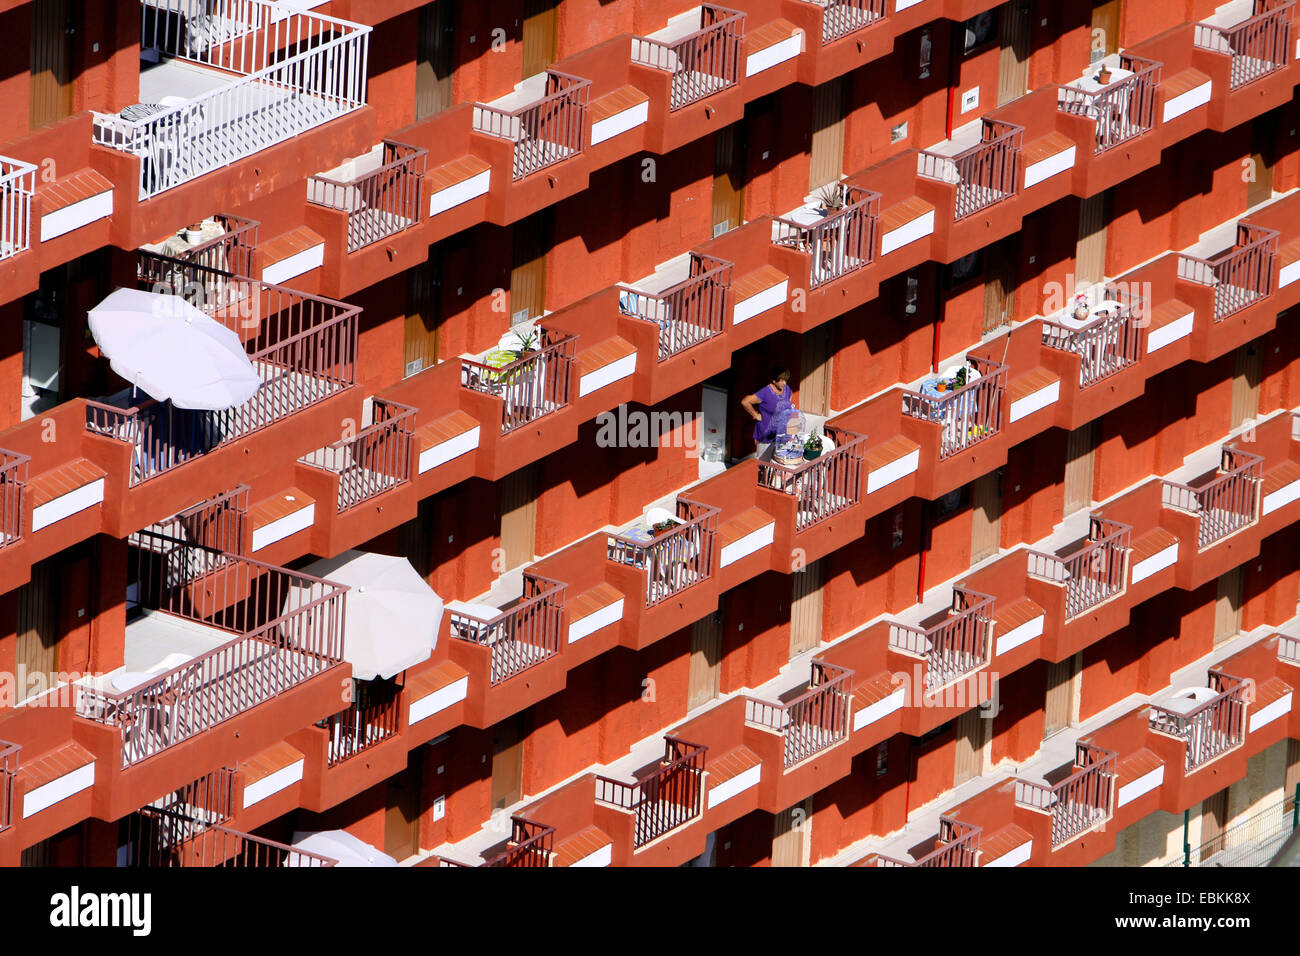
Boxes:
[651,518,679,536]
[816,184,846,216]
[803,434,824,460]
[1072,294,1092,322]
[1096,65,1113,86]
[954,366,968,389]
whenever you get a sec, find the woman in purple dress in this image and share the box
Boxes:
[742,367,793,451]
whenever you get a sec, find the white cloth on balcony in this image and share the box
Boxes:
[293,550,442,681]
[289,830,398,867]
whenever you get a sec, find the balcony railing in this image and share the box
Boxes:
[1194,1,1294,90]
[0,740,18,832]
[448,573,566,684]
[616,253,733,361]
[757,425,866,531]
[744,661,853,769]
[595,737,707,849]
[0,448,29,549]
[96,0,371,199]
[1280,635,1300,665]
[299,398,416,512]
[308,141,427,252]
[1056,54,1162,153]
[322,678,401,767]
[148,485,250,556]
[89,255,359,485]
[771,186,881,289]
[1161,447,1262,550]
[917,119,1024,221]
[806,0,886,44]
[0,156,36,260]
[137,215,260,314]
[901,356,1007,459]
[461,327,577,435]
[631,4,746,111]
[1149,671,1250,771]
[1040,286,1144,388]
[877,817,982,867]
[1177,223,1279,321]
[75,531,347,768]
[1026,515,1131,620]
[607,498,718,608]
[482,817,555,867]
[1014,742,1117,848]
[888,588,994,691]
[132,806,337,866]
[473,70,591,181]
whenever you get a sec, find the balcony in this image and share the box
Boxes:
[90,255,359,486]
[606,498,718,607]
[756,424,865,532]
[594,737,707,849]
[803,0,886,45]
[1013,742,1117,849]
[0,157,35,261]
[298,398,416,513]
[631,5,746,112]
[0,449,29,549]
[770,184,881,290]
[900,355,1007,460]
[460,326,577,435]
[1148,669,1250,772]
[1056,54,1162,155]
[73,530,347,768]
[472,70,591,181]
[1194,0,1294,91]
[887,587,994,692]
[742,661,853,769]
[481,817,555,867]
[307,142,427,253]
[447,572,567,685]
[95,0,371,200]
[1161,446,1262,550]
[320,678,402,768]
[616,252,733,361]
[876,817,982,867]
[1039,283,1144,388]
[1026,515,1131,621]
[131,806,337,867]
[917,119,1024,222]
[1177,222,1279,321]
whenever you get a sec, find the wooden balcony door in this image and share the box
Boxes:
[491,712,528,810]
[510,212,550,325]
[499,463,539,571]
[711,122,747,238]
[798,325,834,417]
[403,247,443,378]
[1214,567,1244,647]
[1075,192,1111,289]
[953,706,990,785]
[808,77,848,192]
[982,236,1019,334]
[970,470,1003,563]
[384,749,425,860]
[29,0,77,130]
[1043,654,1082,739]
[1231,340,1263,430]
[415,0,456,121]
[1248,113,1277,208]
[771,797,813,867]
[996,0,1032,107]
[790,558,826,658]
[1090,0,1122,64]
[521,0,558,80]
[1063,422,1098,517]
[1198,787,1229,862]
[16,554,62,691]
[688,611,724,710]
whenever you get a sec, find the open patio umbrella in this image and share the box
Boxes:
[88,288,261,410]
[289,830,398,867]
[292,550,443,681]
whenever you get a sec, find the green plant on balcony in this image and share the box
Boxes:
[803,434,824,460]
[815,184,846,216]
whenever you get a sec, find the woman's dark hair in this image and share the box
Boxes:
[770,366,791,383]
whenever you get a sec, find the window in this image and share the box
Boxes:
[875,742,889,777]
[962,11,998,55]
[947,250,983,287]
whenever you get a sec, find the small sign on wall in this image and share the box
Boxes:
[960,87,980,114]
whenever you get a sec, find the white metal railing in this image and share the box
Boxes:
[0,157,36,260]
[1193,1,1294,90]
[95,0,371,199]
[1278,634,1300,665]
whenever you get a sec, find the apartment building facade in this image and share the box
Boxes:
[0,0,1298,868]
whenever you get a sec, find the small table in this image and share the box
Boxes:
[447,600,504,643]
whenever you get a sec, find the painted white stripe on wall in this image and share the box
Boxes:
[895,0,926,10]
[591,100,649,146]
[733,280,787,325]
[1249,692,1292,733]
[569,843,613,867]
[408,676,468,725]
[867,448,919,494]
[578,351,636,397]
[262,243,324,285]
[419,426,480,474]
[1023,146,1075,190]
[1131,541,1178,585]
[853,686,905,731]
[880,210,934,256]
[1163,81,1212,123]
[1263,478,1300,516]
[429,169,491,217]
[569,598,624,644]
[1009,380,1059,423]
[1118,765,1164,807]
[251,503,315,552]
[40,189,113,242]
[23,761,95,818]
[31,478,104,533]
[1279,259,1300,289]
[706,763,762,809]
[745,32,802,77]
[720,522,775,567]
[995,614,1044,657]
[984,839,1032,867]
[1146,312,1194,353]
[242,758,305,809]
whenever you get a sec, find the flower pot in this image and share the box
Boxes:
[1097,68,1112,85]
[803,447,822,461]
[1073,305,1091,322]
